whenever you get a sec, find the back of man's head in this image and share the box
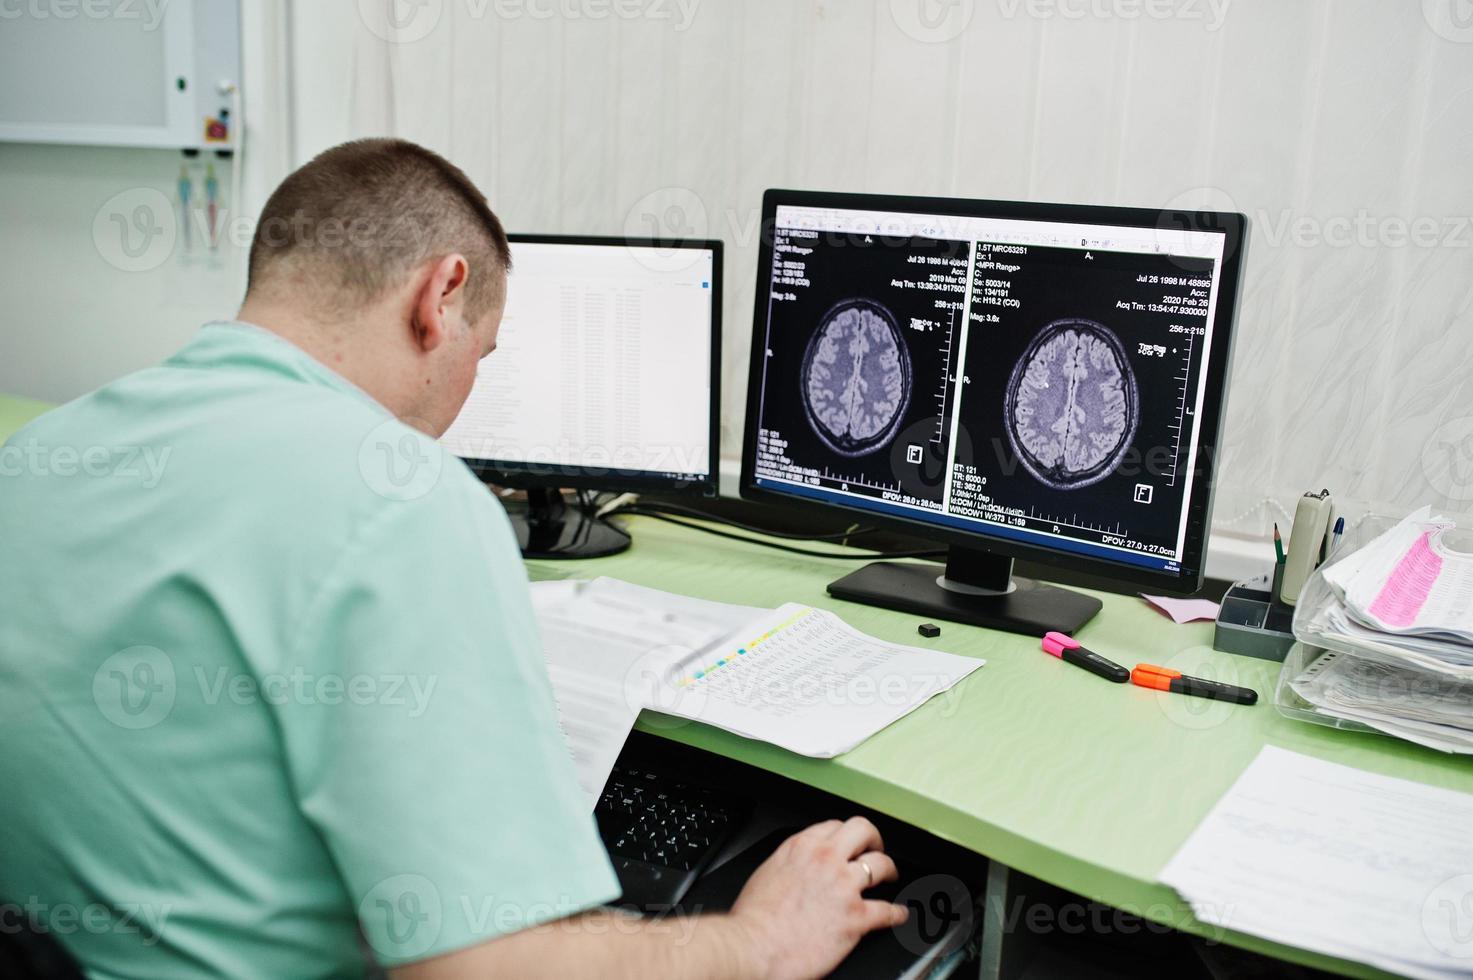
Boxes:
[246,138,511,321]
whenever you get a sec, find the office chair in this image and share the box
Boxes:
[0,905,85,980]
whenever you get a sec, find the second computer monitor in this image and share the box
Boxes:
[443,234,721,556]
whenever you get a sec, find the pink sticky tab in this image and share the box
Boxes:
[1368,531,1442,628]
[1139,594,1221,624]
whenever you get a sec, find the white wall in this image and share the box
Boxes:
[3,0,1472,544]
[0,143,245,402]
[0,0,288,403]
[285,0,1473,534]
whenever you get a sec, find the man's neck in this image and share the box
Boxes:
[235,297,412,419]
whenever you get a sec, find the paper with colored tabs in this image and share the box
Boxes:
[530,577,763,810]
[657,603,984,758]
[530,580,985,775]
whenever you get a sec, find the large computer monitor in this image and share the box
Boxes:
[741,190,1246,634]
[443,234,721,558]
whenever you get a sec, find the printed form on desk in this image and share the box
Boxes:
[528,578,984,807]
[530,577,762,809]
[1159,745,1473,979]
[659,603,982,758]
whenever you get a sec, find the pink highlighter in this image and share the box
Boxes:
[1041,632,1130,683]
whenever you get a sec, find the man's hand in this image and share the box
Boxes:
[729,816,907,979]
[391,817,907,980]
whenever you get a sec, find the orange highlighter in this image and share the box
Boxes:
[1131,664,1258,705]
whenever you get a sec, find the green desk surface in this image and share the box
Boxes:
[0,393,53,441]
[529,517,1473,979]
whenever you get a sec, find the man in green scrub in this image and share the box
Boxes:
[0,139,905,979]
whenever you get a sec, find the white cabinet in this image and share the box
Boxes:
[0,0,240,150]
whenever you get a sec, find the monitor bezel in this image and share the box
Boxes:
[739,189,1247,595]
[456,233,722,497]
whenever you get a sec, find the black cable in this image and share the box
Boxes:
[620,500,879,542]
[608,506,945,560]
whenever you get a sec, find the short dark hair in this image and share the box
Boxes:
[246,138,511,319]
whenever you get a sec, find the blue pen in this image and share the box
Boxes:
[1329,516,1345,555]
[177,165,192,251]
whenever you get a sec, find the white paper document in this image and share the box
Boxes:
[651,603,984,759]
[530,577,763,809]
[528,578,985,804]
[1160,746,1473,979]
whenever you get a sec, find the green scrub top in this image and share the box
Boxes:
[0,322,619,978]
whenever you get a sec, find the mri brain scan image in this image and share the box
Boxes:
[801,299,912,458]
[1004,318,1138,490]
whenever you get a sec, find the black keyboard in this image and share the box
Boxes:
[596,764,741,911]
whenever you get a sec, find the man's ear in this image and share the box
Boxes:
[410,253,470,354]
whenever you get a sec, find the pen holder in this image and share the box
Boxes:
[1213,572,1296,662]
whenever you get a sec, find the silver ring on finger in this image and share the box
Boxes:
[858,858,873,888]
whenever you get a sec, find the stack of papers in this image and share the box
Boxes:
[1292,508,1473,752]
[1291,652,1473,753]
[529,577,983,809]
[1161,746,1473,979]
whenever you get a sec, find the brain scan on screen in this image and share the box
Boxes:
[1004,317,1138,490]
[800,299,912,458]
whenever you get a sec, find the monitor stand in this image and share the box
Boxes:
[509,488,631,560]
[827,546,1102,636]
